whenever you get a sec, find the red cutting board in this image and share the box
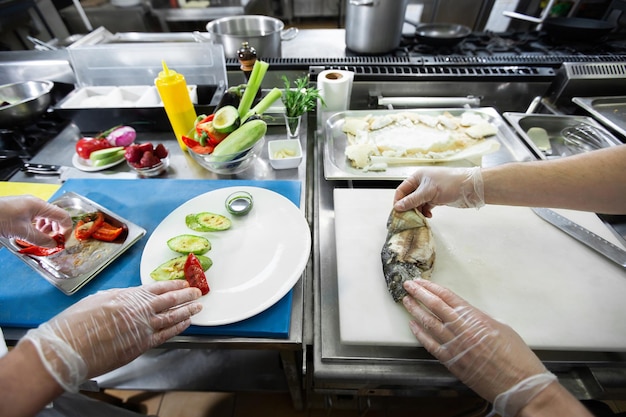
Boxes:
[334,188,626,351]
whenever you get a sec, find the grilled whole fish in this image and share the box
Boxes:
[381,209,435,302]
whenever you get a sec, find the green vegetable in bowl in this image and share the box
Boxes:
[212,105,240,134]
[211,119,267,162]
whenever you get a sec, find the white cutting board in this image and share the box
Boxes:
[335,188,626,351]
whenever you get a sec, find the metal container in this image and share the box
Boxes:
[205,15,298,58]
[345,0,408,54]
[0,80,53,127]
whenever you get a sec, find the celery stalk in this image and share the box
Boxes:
[243,87,283,122]
[237,60,269,120]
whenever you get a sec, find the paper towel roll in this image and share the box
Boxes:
[318,70,354,112]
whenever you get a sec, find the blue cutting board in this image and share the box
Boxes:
[0,179,302,338]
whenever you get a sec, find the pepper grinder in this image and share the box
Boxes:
[237,42,261,102]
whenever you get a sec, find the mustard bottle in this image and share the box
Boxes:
[155,60,197,151]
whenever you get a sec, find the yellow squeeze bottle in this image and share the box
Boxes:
[155,60,197,151]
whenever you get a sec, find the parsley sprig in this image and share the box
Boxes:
[281,75,325,118]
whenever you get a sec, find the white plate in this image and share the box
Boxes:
[140,186,311,326]
[72,153,126,172]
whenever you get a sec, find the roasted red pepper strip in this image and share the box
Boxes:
[184,253,210,295]
[16,234,65,256]
[92,221,124,242]
[74,212,105,241]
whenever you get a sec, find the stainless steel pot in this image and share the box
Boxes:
[345,0,409,54]
[0,80,53,127]
[205,15,298,58]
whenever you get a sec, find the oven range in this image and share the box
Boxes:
[393,30,626,63]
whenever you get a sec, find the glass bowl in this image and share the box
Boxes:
[127,156,169,178]
[187,137,265,175]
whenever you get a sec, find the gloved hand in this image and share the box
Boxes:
[402,279,556,417]
[0,195,73,248]
[393,167,485,217]
[19,280,203,392]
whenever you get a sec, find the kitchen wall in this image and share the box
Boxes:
[292,0,495,31]
[292,0,341,17]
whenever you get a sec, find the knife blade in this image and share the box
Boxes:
[532,207,626,268]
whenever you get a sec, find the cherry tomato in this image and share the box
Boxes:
[75,138,111,160]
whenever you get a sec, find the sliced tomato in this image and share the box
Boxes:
[17,234,65,256]
[74,212,105,241]
[75,137,111,160]
[92,222,124,242]
[184,253,210,295]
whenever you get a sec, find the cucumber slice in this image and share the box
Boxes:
[89,146,124,162]
[185,212,231,232]
[167,234,211,255]
[212,105,240,134]
[91,149,125,167]
[150,255,212,281]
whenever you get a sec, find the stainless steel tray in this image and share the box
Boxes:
[0,192,146,295]
[572,96,626,139]
[503,112,622,160]
[323,107,535,181]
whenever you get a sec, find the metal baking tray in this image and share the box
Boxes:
[503,112,622,160]
[0,192,145,295]
[572,96,626,139]
[323,107,535,181]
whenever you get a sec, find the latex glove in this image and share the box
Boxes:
[19,280,203,392]
[402,279,556,417]
[0,195,73,248]
[393,167,484,217]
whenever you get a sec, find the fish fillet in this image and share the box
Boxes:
[381,209,435,302]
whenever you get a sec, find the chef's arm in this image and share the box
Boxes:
[0,281,201,417]
[395,145,626,216]
[518,382,593,417]
[482,144,626,214]
[0,340,65,417]
[402,279,593,417]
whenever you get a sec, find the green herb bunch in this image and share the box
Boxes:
[281,75,325,118]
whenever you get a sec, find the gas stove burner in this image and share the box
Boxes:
[0,111,69,159]
[391,30,626,64]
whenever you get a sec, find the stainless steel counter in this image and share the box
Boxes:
[311,108,626,406]
[6,115,313,409]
